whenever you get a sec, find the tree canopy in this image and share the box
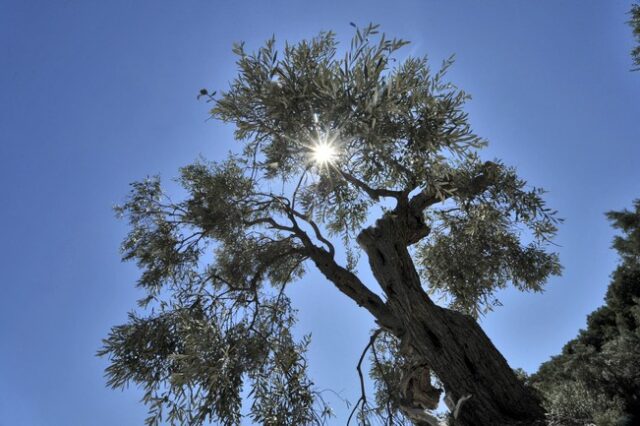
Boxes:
[100,25,561,425]
[532,200,640,426]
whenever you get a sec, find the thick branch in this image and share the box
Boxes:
[243,196,398,330]
[398,161,499,246]
[356,213,546,425]
[306,246,402,333]
[339,169,402,201]
[408,161,499,214]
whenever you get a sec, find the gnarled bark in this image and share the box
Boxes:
[357,214,546,426]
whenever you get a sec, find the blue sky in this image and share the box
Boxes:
[1,1,638,424]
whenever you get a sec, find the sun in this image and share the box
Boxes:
[310,140,338,166]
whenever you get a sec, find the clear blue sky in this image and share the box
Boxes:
[1,1,638,424]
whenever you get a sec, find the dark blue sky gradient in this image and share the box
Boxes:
[1,1,638,424]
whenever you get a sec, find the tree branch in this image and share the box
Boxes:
[289,208,335,256]
[396,161,499,246]
[245,192,400,332]
[408,161,499,214]
[246,191,336,255]
[339,169,402,201]
[291,168,309,210]
[243,217,296,233]
[347,328,382,426]
[370,335,395,425]
[245,190,399,330]
[305,246,402,333]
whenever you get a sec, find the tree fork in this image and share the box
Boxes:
[357,215,546,426]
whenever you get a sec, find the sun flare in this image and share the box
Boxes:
[310,140,338,166]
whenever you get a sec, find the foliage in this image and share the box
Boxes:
[416,165,561,317]
[100,25,561,425]
[98,170,326,425]
[532,200,640,425]
[630,3,640,70]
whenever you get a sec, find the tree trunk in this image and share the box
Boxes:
[357,214,546,426]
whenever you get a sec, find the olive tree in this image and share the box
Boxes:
[100,25,561,426]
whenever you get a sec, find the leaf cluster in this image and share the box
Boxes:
[102,160,330,425]
[212,24,486,238]
[417,160,562,316]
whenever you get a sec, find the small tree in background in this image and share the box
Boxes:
[532,200,640,425]
[99,26,561,425]
[630,3,640,70]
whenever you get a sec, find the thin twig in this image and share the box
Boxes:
[371,333,395,425]
[347,329,382,426]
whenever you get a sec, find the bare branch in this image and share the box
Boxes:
[243,217,296,233]
[292,168,309,210]
[245,191,337,258]
[370,334,395,424]
[347,329,382,426]
[289,208,335,256]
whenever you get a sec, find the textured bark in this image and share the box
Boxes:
[301,162,546,424]
[357,214,546,426]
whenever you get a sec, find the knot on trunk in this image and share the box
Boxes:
[399,361,443,426]
[400,362,442,411]
[405,211,430,245]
